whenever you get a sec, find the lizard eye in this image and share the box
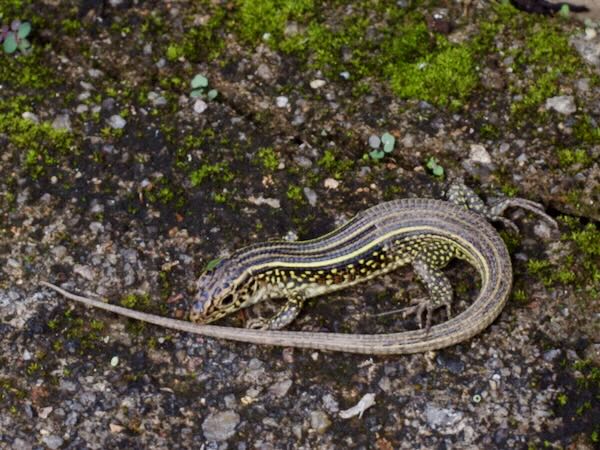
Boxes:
[220,295,234,306]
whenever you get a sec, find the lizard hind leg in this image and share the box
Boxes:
[401,257,454,330]
[446,177,558,232]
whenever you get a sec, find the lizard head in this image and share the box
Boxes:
[190,257,253,324]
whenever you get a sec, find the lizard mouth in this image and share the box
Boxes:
[190,296,211,323]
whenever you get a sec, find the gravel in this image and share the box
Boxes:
[107,114,126,129]
[202,410,241,442]
[1,2,598,449]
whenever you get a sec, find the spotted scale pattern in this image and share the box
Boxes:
[190,179,555,332]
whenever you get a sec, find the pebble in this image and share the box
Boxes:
[436,354,465,374]
[543,349,561,362]
[89,222,104,234]
[322,393,339,413]
[323,178,339,189]
[276,96,288,107]
[575,78,590,93]
[73,264,95,280]
[284,22,299,36]
[88,68,103,78]
[292,113,305,126]
[293,155,312,168]
[12,439,31,450]
[268,379,292,398]
[248,195,280,209]
[571,32,600,68]
[368,134,381,149]
[110,423,125,433]
[52,114,71,131]
[401,133,415,148]
[469,144,492,165]
[378,376,391,392]
[21,111,39,123]
[59,380,77,392]
[357,166,371,179]
[202,410,240,441]
[534,221,554,241]
[102,98,116,111]
[425,404,463,430]
[148,91,167,106]
[303,187,317,206]
[42,435,63,450]
[108,114,126,129]
[310,79,326,89]
[585,27,597,40]
[256,63,274,81]
[498,143,510,153]
[516,153,528,164]
[38,406,53,419]
[545,95,576,115]
[309,410,332,433]
[193,99,208,114]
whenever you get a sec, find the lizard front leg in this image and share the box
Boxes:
[245,291,306,330]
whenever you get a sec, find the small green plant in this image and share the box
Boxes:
[426,157,444,177]
[286,185,303,202]
[255,147,279,171]
[1,19,31,54]
[559,4,570,18]
[368,132,395,160]
[190,73,218,100]
[189,162,233,186]
[556,393,568,406]
[204,258,222,272]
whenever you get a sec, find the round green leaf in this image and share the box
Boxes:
[17,38,30,51]
[381,133,395,153]
[207,89,218,101]
[433,165,444,177]
[17,22,31,39]
[369,150,385,160]
[381,132,395,146]
[191,74,208,89]
[3,33,17,53]
[190,89,204,98]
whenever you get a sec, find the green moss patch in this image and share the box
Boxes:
[0,97,76,179]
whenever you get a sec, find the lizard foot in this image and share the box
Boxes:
[488,197,558,232]
[400,296,452,330]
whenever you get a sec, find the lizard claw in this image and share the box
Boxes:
[399,297,452,331]
[488,198,558,230]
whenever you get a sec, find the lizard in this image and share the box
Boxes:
[41,179,557,354]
